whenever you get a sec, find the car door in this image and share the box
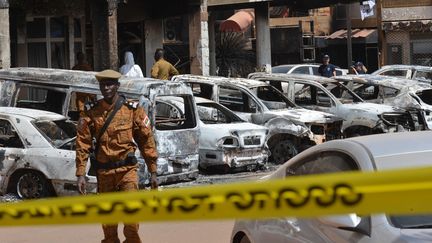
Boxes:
[217,85,259,122]
[284,150,371,243]
[0,118,26,193]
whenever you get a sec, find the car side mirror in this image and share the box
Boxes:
[318,214,360,228]
[318,214,371,237]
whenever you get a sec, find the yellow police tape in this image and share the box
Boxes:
[2,166,432,226]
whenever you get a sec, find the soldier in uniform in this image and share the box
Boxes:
[75,69,158,243]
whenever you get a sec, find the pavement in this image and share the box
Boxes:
[0,221,234,243]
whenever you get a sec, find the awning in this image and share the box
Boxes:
[325,28,377,44]
[382,20,432,32]
[220,10,255,32]
[326,29,376,39]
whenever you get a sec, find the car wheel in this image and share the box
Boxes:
[271,140,298,164]
[11,171,54,199]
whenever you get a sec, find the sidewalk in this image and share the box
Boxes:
[0,220,234,243]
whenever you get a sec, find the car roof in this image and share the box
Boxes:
[335,74,431,90]
[376,65,432,72]
[174,74,268,89]
[250,72,339,84]
[0,68,192,95]
[0,107,66,120]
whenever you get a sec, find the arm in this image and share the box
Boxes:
[75,115,93,194]
[133,107,158,189]
[169,64,179,77]
[151,63,159,79]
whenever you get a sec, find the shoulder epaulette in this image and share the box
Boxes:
[84,100,97,111]
[125,100,139,109]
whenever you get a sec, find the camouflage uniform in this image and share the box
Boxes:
[75,70,158,243]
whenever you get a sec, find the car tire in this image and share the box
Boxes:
[271,140,298,164]
[9,170,54,199]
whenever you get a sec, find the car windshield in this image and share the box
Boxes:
[33,119,76,148]
[272,65,294,74]
[389,215,432,229]
[249,86,296,110]
[197,102,245,124]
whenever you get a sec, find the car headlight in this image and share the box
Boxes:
[217,137,239,148]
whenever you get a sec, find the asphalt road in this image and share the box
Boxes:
[0,166,276,242]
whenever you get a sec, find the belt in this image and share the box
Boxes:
[96,154,138,170]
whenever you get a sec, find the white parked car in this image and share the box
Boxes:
[372,65,432,84]
[232,131,432,243]
[272,64,348,76]
[0,107,97,199]
[156,96,269,171]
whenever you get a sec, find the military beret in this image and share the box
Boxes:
[95,69,121,82]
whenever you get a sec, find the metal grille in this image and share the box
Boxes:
[385,31,432,66]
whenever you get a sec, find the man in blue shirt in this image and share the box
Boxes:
[318,55,336,77]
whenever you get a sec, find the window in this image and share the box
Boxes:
[291,66,310,74]
[0,119,24,148]
[414,71,432,83]
[197,102,244,124]
[218,86,258,113]
[382,86,399,98]
[155,95,196,131]
[26,16,85,68]
[251,86,295,110]
[294,83,314,105]
[354,84,379,100]
[379,70,407,78]
[189,83,213,99]
[286,151,358,177]
[17,86,66,114]
[34,119,76,149]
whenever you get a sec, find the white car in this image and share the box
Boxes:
[372,65,432,84]
[272,64,348,76]
[156,96,269,171]
[0,107,96,199]
[232,131,432,243]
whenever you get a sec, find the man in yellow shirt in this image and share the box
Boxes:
[150,48,179,80]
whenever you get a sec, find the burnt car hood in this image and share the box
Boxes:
[200,122,268,149]
[342,103,403,115]
[267,108,341,124]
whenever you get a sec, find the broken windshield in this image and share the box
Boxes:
[33,119,76,148]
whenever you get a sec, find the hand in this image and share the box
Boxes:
[150,172,158,190]
[77,176,87,195]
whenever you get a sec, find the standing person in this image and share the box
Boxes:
[151,48,179,80]
[72,52,92,71]
[318,54,337,78]
[75,70,158,243]
[119,51,144,78]
[354,61,368,74]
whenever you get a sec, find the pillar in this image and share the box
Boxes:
[255,2,271,72]
[208,12,216,76]
[91,0,119,71]
[188,0,209,75]
[0,0,10,69]
[144,19,164,77]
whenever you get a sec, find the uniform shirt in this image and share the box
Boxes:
[151,58,179,80]
[75,97,158,176]
[318,64,336,77]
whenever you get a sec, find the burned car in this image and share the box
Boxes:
[249,73,426,136]
[0,107,97,199]
[157,96,268,171]
[334,74,432,130]
[232,131,432,243]
[173,75,343,164]
[372,65,432,84]
[0,68,200,185]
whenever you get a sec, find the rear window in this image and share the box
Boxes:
[155,95,197,131]
[17,86,66,115]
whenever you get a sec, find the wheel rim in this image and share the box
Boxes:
[272,141,297,164]
[16,173,45,199]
